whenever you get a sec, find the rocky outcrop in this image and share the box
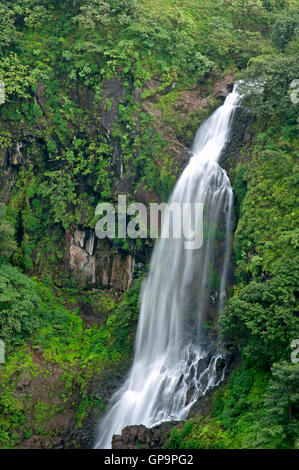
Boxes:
[213,75,234,100]
[98,78,126,136]
[8,142,25,166]
[95,240,134,291]
[219,104,256,174]
[112,421,183,449]
[66,229,134,291]
[98,77,127,178]
[0,73,250,294]
[69,230,96,286]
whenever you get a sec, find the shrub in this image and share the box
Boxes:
[0,264,41,347]
[0,204,16,263]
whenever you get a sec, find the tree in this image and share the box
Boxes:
[0,204,16,263]
[255,362,299,448]
[0,264,41,347]
[74,0,139,30]
[0,53,36,101]
[225,0,264,30]
[272,12,299,51]
[241,55,299,126]
[0,5,16,52]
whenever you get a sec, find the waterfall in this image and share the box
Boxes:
[94,85,241,449]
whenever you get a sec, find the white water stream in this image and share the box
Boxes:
[95,85,241,449]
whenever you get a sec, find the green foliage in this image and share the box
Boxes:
[24,4,52,29]
[0,204,17,262]
[0,0,298,450]
[0,274,142,447]
[0,348,37,448]
[165,417,229,449]
[248,362,299,448]
[106,277,142,360]
[271,10,299,51]
[0,4,17,51]
[211,366,270,447]
[74,0,138,29]
[0,0,295,247]
[166,365,271,449]
[0,265,41,348]
[37,171,78,230]
[240,55,299,129]
[225,0,265,30]
[222,145,299,367]
[221,277,298,366]
[0,53,37,100]
[216,35,299,446]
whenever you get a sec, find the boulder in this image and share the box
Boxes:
[111,421,183,449]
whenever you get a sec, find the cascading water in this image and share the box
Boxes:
[94,85,241,449]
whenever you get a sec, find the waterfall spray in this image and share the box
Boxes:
[94,85,241,449]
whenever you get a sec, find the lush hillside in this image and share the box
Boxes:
[0,0,298,449]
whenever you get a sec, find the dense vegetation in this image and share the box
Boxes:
[166,1,299,448]
[0,0,298,449]
[0,218,142,447]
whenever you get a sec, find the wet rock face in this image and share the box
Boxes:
[219,105,256,173]
[66,229,133,291]
[111,422,183,449]
[98,78,126,135]
[0,136,41,204]
[70,244,96,286]
[212,75,234,100]
[95,243,133,292]
[8,142,25,166]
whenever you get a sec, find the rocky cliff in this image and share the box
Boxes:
[1,74,241,292]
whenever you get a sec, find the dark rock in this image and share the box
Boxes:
[16,371,31,390]
[136,425,148,443]
[8,142,24,166]
[122,425,138,445]
[135,263,144,271]
[112,440,124,449]
[111,421,183,449]
[213,76,234,100]
[98,78,126,135]
[219,105,256,173]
